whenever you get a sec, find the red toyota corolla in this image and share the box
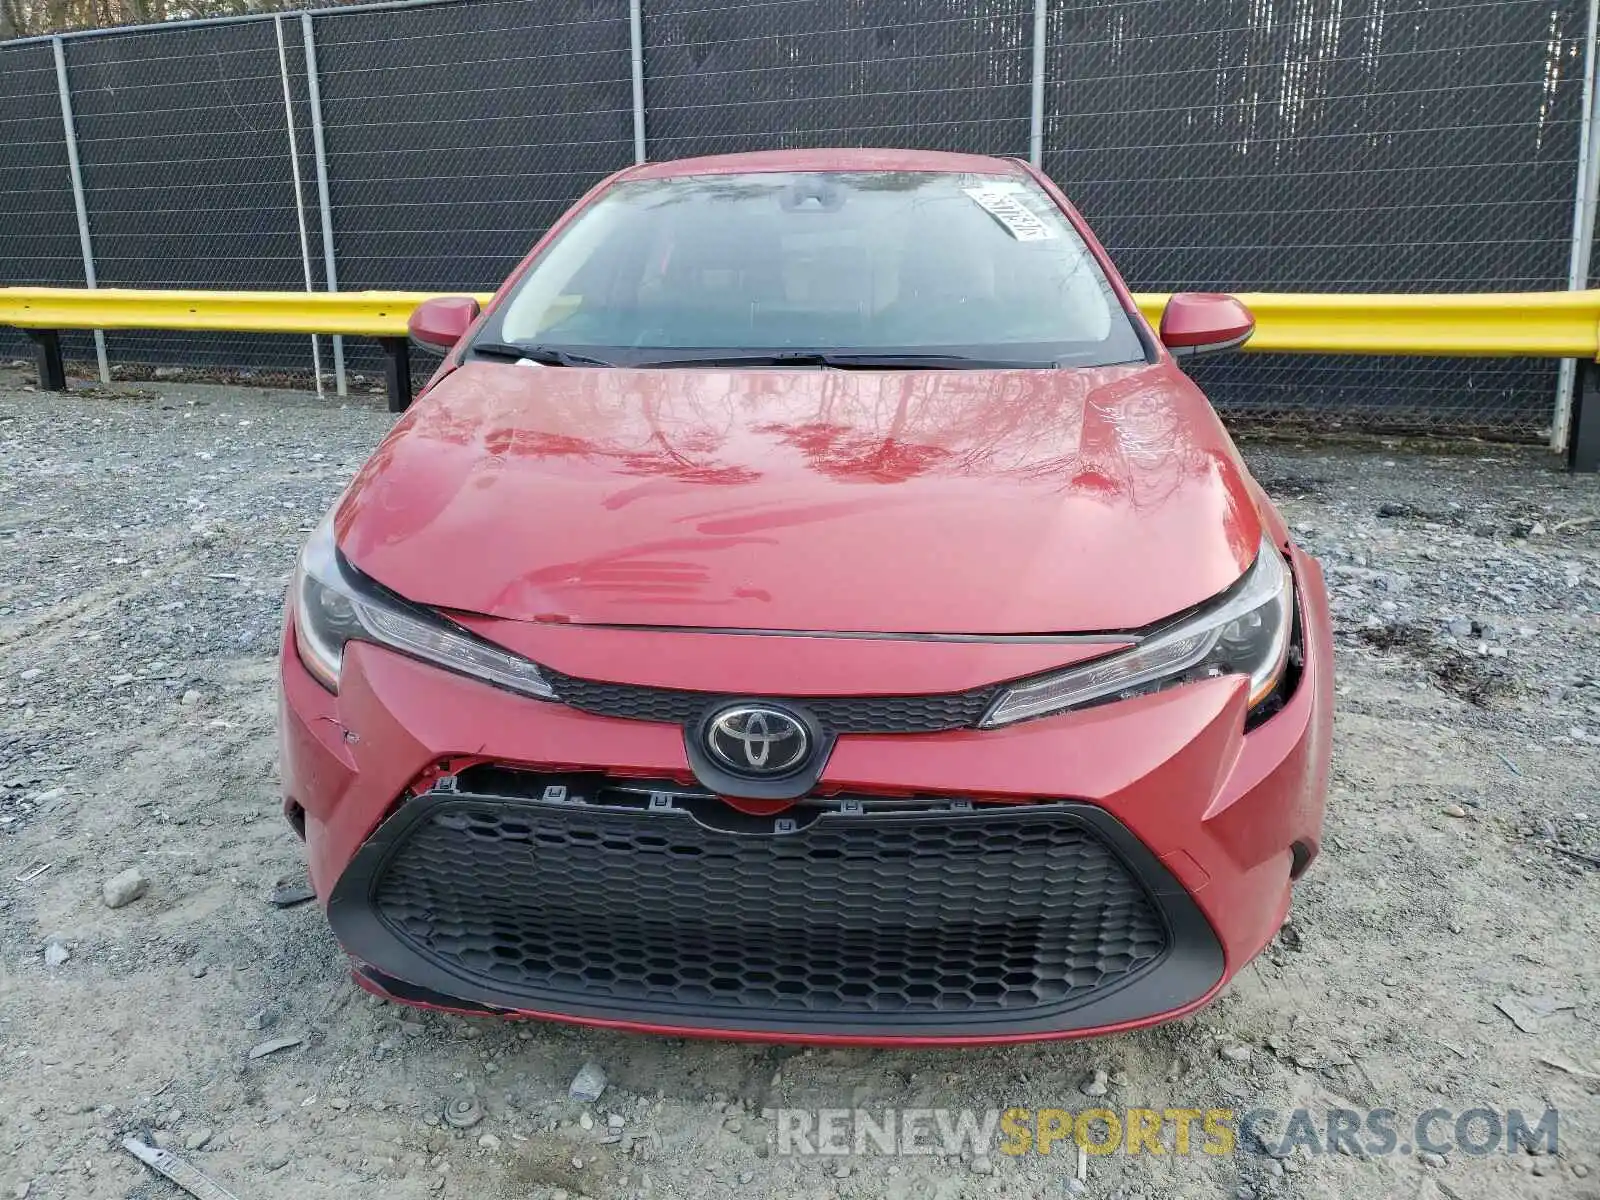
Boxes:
[279,149,1333,1045]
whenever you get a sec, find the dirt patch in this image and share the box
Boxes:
[1427,652,1518,707]
[1354,623,1517,707]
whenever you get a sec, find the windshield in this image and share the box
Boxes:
[480,171,1147,368]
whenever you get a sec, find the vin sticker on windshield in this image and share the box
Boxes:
[963,185,1058,241]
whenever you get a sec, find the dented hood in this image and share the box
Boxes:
[335,360,1261,634]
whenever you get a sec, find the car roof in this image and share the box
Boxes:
[623,147,1030,180]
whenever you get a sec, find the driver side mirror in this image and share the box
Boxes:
[408,296,481,355]
[1159,293,1255,358]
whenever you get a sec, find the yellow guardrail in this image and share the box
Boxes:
[3,285,1600,358]
[0,287,497,339]
[2,284,1597,468]
[1134,291,1600,358]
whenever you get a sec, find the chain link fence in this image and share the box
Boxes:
[643,0,1034,159]
[310,0,635,387]
[65,18,322,379]
[0,44,84,331]
[1043,0,1591,435]
[1,0,1595,435]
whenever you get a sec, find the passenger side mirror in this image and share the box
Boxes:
[408,296,481,355]
[1159,293,1255,358]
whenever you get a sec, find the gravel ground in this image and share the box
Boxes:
[1,365,1597,1200]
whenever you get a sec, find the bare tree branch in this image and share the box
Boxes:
[2,0,335,37]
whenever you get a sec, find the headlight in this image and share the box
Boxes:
[290,513,556,700]
[981,538,1294,728]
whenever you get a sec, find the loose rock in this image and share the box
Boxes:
[1079,1069,1109,1097]
[568,1060,608,1103]
[267,882,316,908]
[246,1035,303,1059]
[260,1146,291,1172]
[102,867,149,909]
[442,1096,484,1130]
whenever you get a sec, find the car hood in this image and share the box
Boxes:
[336,360,1261,634]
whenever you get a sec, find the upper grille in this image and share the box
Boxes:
[543,668,999,734]
[362,784,1171,1020]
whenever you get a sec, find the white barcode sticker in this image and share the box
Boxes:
[963,185,1058,241]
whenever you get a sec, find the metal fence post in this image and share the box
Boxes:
[1029,0,1048,167]
[51,36,109,386]
[275,15,325,398]
[630,0,646,163]
[1556,0,1600,453]
[302,12,346,396]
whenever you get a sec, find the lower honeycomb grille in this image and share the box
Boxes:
[358,783,1172,1019]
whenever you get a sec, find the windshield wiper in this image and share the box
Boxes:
[631,351,1055,370]
[472,341,617,367]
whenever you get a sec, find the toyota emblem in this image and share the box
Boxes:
[704,705,811,777]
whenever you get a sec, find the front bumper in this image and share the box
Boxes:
[280,549,1333,1045]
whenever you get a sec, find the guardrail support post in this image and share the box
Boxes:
[378,337,411,412]
[1569,359,1600,472]
[27,331,67,392]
